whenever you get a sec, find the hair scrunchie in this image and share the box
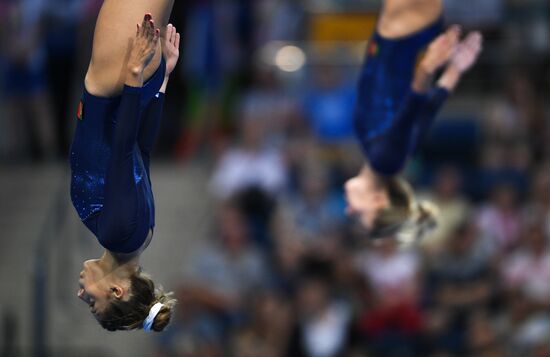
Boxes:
[143,302,164,332]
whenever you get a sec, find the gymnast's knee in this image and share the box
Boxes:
[83,60,121,97]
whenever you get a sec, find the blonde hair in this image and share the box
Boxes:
[370,177,438,244]
[98,272,177,332]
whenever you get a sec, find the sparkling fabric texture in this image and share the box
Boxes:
[70,59,166,234]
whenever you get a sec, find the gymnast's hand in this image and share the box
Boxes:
[450,31,483,73]
[126,13,161,87]
[163,24,181,77]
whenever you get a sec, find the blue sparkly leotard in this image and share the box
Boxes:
[354,17,448,176]
[70,59,166,254]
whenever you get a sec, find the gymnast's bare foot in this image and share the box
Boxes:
[126,13,161,87]
[412,25,461,93]
[438,31,483,91]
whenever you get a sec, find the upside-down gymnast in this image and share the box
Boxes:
[70,0,179,332]
[345,0,482,241]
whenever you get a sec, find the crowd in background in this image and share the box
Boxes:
[1,0,550,356]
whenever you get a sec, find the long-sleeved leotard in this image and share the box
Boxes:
[70,59,166,254]
[354,17,448,176]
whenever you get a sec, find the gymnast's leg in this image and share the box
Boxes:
[377,0,443,39]
[84,0,175,97]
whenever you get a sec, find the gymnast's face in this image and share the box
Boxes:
[77,259,128,318]
[345,165,390,228]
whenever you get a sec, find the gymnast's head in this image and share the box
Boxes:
[345,165,437,241]
[77,259,176,331]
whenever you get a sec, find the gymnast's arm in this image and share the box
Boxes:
[138,24,180,177]
[357,91,430,176]
[139,23,181,135]
[140,23,180,139]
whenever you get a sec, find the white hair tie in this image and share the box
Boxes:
[143,302,164,332]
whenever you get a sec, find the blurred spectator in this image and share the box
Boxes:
[496,221,550,355]
[484,72,547,164]
[506,0,550,54]
[495,290,550,357]
[500,223,550,308]
[230,292,291,357]
[1,0,56,161]
[239,67,299,144]
[476,183,524,255]
[354,240,423,355]
[276,163,345,247]
[210,113,287,200]
[526,164,550,238]
[480,142,532,175]
[302,66,356,144]
[466,310,502,355]
[424,222,494,354]
[177,203,271,345]
[286,272,354,357]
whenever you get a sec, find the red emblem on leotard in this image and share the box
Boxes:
[77,101,83,120]
[367,40,379,57]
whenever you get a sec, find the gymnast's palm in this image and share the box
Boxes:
[163,24,181,76]
[128,16,160,76]
[452,32,483,73]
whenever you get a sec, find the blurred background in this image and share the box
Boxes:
[1,0,550,356]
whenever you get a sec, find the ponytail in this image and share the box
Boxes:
[370,177,439,244]
[399,200,438,245]
[146,289,176,332]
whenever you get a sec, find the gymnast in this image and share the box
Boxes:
[345,0,482,241]
[70,0,179,332]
